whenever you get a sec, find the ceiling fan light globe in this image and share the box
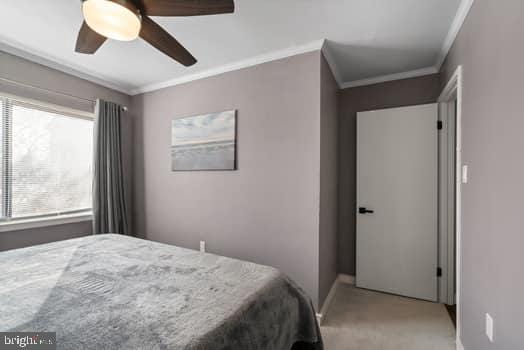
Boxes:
[82,0,141,41]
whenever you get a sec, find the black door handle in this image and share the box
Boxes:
[359,207,374,214]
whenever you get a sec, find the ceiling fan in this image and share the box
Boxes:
[75,0,235,66]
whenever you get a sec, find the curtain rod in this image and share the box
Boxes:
[0,76,128,111]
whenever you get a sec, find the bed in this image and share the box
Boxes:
[0,234,322,350]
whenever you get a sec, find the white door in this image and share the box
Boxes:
[356,104,438,302]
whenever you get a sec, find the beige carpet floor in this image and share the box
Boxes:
[320,283,456,350]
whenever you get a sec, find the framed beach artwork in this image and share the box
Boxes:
[171,110,237,171]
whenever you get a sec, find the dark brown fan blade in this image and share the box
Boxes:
[139,0,234,16]
[139,16,197,66]
[75,21,107,54]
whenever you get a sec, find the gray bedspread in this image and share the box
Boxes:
[0,234,322,350]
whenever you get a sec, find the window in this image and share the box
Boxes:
[0,96,93,222]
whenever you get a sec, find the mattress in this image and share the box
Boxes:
[0,234,322,349]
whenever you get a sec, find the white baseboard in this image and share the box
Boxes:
[456,338,465,350]
[316,274,356,324]
[316,278,338,324]
[338,273,355,285]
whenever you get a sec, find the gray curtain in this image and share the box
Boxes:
[93,99,129,234]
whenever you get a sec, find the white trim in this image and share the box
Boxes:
[1,36,324,95]
[436,0,475,70]
[0,38,133,95]
[340,67,438,89]
[457,338,465,350]
[437,101,457,305]
[338,273,355,285]
[439,65,463,344]
[0,1,472,95]
[320,43,343,88]
[130,40,325,95]
[336,0,473,90]
[439,66,462,102]
[316,274,355,324]
[316,278,338,325]
[0,91,94,119]
[0,212,92,232]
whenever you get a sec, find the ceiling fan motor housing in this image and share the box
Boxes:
[82,0,143,41]
[82,0,142,17]
[77,0,235,66]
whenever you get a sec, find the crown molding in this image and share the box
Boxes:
[320,43,343,88]
[1,0,473,96]
[130,40,325,95]
[340,66,438,89]
[0,37,133,95]
[337,0,473,89]
[435,0,474,70]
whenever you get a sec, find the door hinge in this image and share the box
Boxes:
[437,267,442,277]
[437,120,443,130]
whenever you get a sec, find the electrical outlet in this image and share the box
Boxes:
[199,241,206,253]
[486,313,494,342]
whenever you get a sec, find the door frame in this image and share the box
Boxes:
[438,98,456,305]
[438,65,463,347]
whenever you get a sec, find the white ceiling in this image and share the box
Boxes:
[0,0,465,95]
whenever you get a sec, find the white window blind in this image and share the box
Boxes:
[0,96,93,221]
[0,97,4,217]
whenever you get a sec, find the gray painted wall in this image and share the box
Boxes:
[0,222,92,251]
[132,51,338,308]
[318,54,339,305]
[0,51,132,251]
[337,74,441,275]
[440,1,524,348]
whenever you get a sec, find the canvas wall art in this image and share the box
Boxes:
[171,110,237,171]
